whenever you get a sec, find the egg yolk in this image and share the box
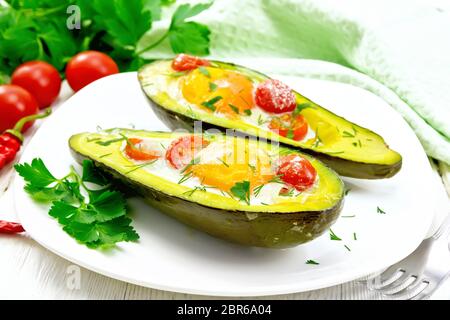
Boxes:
[181,67,254,117]
[188,140,274,192]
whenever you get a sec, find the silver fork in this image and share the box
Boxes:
[366,215,450,300]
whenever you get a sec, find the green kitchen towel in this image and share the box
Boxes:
[139,0,450,164]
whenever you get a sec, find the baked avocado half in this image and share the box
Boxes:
[69,129,344,248]
[138,58,402,179]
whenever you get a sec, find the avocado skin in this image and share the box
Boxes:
[71,148,343,249]
[149,103,401,179]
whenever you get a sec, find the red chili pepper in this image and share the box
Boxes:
[0,220,25,234]
[0,109,51,170]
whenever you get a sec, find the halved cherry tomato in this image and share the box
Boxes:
[269,114,308,141]
[125,138,161,161]
[255,79,296,113]
[277,154,317,191]
[172,54,210,72]
[166,136,209,169]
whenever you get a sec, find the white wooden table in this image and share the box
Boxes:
[1,83,449,300]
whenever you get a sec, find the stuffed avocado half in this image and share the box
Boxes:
[138,56,402,179]
[69,129,344,248]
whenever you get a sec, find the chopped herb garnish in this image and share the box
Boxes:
[125,159,158,174]
[217,157,229,167]
[160,143,166,150]
[253,184,264,197]
[178,171,194,184]
[312,128,322,148]
[244,109,252,116]
[183,185,207,197]
[286,129,294,139]
[181,157,200,174]
[377,206,386,214]
[344,245,351,252]
[201,96,222,112]
[248,164,256,172]
[358,139,362,147]
[257,114,267,126]
[96,137,126,146]
[352,142,357,147]
[99,153,112,159]
[342,131,356,138]
[230,180,250,205]
[353,232,357,240]
[228,103,240,114]
[279,187,294,197]
[269,175,284,184]
[165,71,188,78]
[293,103,311,116]
[198,66,210,77]
[344,188,351,196]
[306,259,319,265]
[260,202,269,206]
[209,82,218,92]
[330,228,342,241]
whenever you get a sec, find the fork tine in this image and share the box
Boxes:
[367,268,404,290]
[386,279,430,300]
[378,273,416,294]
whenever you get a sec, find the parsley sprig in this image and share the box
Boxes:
[15,158,139,249]
[0,1,212,74]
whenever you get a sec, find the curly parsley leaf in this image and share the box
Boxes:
[92,0,152,51]
[230,180,250,205]
[15,158,57,188]
[16,158,139,249]
[82,160,109,186]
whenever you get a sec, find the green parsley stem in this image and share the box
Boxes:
[135,32,169,56]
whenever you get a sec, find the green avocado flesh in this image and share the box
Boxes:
[138,60,402,179]
[69,129,344,248]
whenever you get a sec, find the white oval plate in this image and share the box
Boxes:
[13,70,435,296]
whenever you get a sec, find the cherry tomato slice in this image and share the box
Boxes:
[277,154,317,191]
[166,136,209,169]
[125,138,161,161]
[269,114,308,141]
[172,54,210,72]
[255,79,296,113]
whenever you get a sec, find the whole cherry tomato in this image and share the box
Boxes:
[0,85,38,132]
[11,61,61,109]
[66,51,119,92]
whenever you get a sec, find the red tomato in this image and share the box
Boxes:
[268,114,308,141]
[11,61,61,109]
[255,79,296,113]
[0,85,38,132]
[124,138,161,161]
[172,54,210,72]
[277,154,317,191]
[65,51,119,92]
[166,136,209,169]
